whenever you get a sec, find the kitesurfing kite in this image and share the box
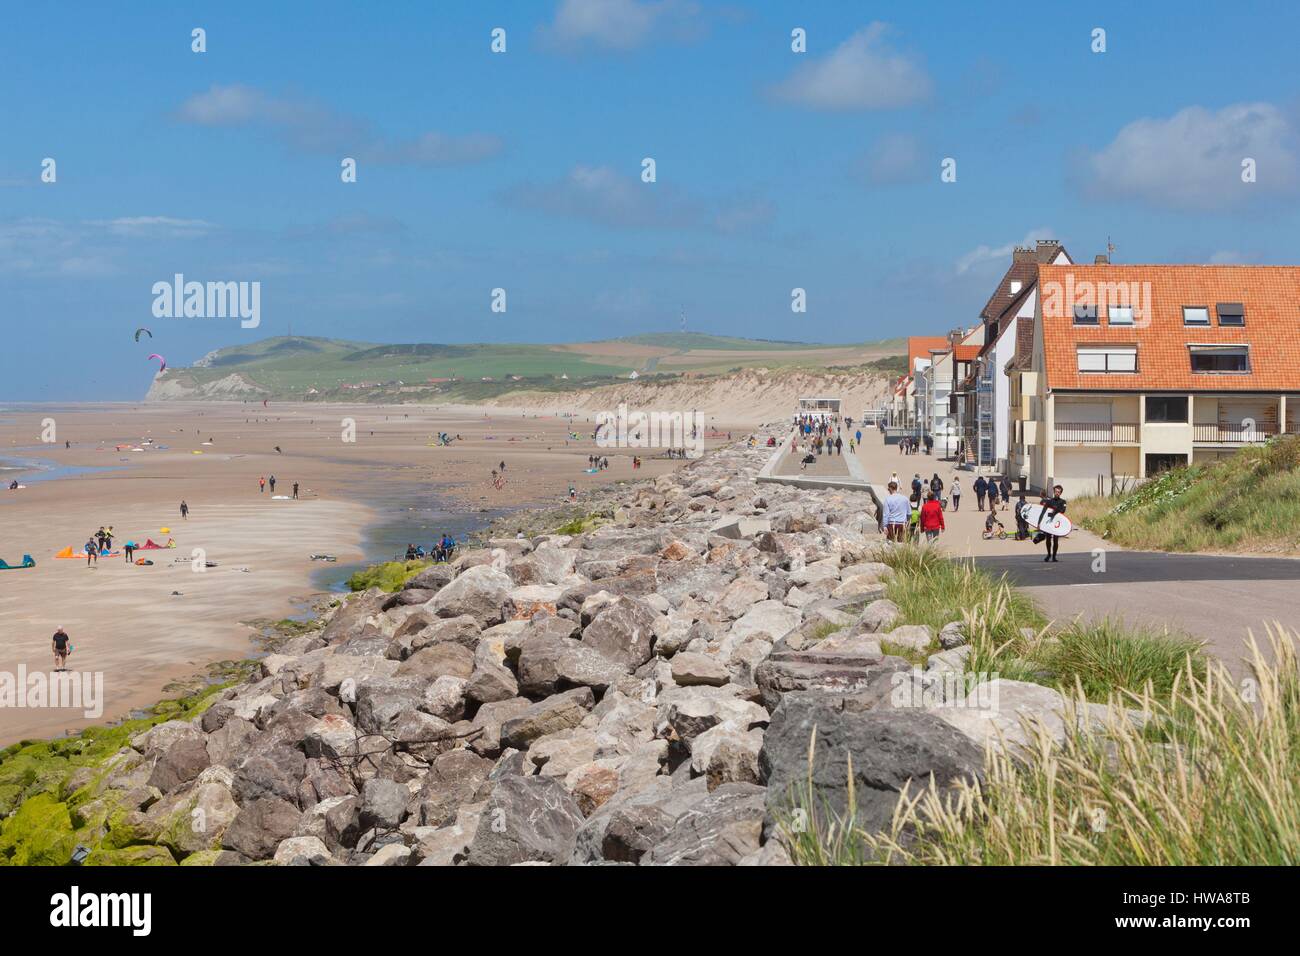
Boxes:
[148,353,166,373]
[134,327,152,342]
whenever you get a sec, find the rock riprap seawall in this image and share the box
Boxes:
[52,429,992,866]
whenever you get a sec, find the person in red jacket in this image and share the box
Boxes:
[919,490,946,542]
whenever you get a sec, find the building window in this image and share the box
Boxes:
[1146,453,1188,476]
[1146,396,1189,423]
[1073,304,1099,325]
[1189,345,1249,373]
[1077,345,1137,373]
[1183,306,1210,326]
[1108,306,1134,325]
[1216,302,1245,326]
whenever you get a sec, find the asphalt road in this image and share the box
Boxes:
[972,551,1300,671]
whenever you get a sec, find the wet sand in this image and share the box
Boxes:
[0,401,732,743]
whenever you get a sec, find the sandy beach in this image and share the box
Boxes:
[0,401,735,744]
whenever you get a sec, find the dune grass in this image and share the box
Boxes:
[876,544,1205,701]
[1071,434,1300,553]
[780,627,1299,866]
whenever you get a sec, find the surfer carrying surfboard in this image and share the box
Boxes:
[1039,485,1067,562]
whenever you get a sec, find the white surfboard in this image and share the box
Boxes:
[1018,502,1072,537]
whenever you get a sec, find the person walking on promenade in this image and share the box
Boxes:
[973,475,988,511]
[919,490,945,542]
[882,481,911,543]
[1039,485,1067,563]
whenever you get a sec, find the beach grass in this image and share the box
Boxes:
[1070,434,1300,553]
[779,627,1298,866]
[876,543,1207,701]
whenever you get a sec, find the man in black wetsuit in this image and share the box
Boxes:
[1040,485,1067,563]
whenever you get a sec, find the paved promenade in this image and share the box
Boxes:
[849,430,1300,671]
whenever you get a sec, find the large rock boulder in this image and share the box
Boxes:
[466,775,586,866]
[730,601,801,642]
[580,598,659,668]
[428,565,513,625]
[759,693,983,839]
[754,630,909,710]
[643,783,766,865]
[500,686,596,750]
[222,796,302,860]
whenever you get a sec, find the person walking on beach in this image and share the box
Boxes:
[950,477,961,512]
[180,500,189,520]
[269,475,276,494]
[84,538,98,566]
[124,540,135,563]
[259,476,266,494]
[292,482,299,499]
[919,490,946,542]
[52,627,71,672]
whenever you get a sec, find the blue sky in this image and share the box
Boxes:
[4,0,1299,400]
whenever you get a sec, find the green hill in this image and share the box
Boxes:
[155,332,905,402]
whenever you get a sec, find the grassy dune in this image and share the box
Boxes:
[1070,435,1300,554]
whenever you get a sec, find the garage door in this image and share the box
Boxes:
[1054,449,1112,499]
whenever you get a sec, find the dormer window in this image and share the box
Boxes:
[1073,304,1099,325]
[1109,306,1134,325]
[1009,280,1023,294]
[1183,306,1210,326]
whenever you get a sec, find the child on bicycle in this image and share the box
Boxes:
[983,502,1006,539]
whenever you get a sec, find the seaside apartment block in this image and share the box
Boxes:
[1008,263,1300,497]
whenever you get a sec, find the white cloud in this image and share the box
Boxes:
[955,227,1056,275]
[175,85,502,166]
[540,0,704,52]
[1080,102,1300,210]
[769,23,931,111]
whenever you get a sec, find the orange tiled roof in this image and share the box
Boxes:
[952,344,980,361]
[907,336,950,369]
[1038,264,1300,392]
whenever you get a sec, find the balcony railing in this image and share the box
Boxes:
[1193,423,1278,443]
[1054,422,1139,444]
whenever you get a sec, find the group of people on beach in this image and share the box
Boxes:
[257,475,299,498]
[405,534,457,562]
